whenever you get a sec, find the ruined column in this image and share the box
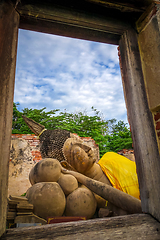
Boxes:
[0,1,19,236]
[119,27,160,221]
[137,3,160,152]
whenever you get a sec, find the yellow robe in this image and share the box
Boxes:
[98,152,140,200]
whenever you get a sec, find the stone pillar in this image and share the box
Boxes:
[137,3,160,151]
[137,3,160,112]
[0,1,19,236]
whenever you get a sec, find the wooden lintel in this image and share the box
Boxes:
[16,3,129,34]
[85,0,145,13]
[119,29,160,221]
[19,15,121,45]
[16,2,132,44]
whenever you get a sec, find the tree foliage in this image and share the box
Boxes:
[12,103,133,157]
[107,119,133,152]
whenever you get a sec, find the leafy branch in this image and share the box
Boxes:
[12,103,133,157]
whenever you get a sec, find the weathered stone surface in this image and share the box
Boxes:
[65,186,97,219]
[29,158,62,185]
[138,5,160,112]
[14,214,47,225]
[0,2,19,236]
[58,174,78,195]
[80,137,100,162]
[26,182,66,220]
[8,138,36,196]
[120,153,135,162]
[10,138,33,164]
[2,214,160,240]
[117,150,135,162]
[98,208,112,218]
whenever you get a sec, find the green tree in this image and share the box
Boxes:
[12,102,22,133]
[12,103,59,134]
[106,120,133,152]
[12,103,133,157]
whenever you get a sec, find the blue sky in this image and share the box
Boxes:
[14,29,128,123]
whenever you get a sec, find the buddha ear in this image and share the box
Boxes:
[74,142,96,162]
[74,142,91,153]
[22,115,45,136]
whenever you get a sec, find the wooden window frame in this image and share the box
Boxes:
[0,0,160,237]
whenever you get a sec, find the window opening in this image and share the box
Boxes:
[8,29,136,228]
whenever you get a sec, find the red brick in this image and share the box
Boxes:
[34,155,41,158]
[35,150,40,153]
[33,157,42,161]
[82,137,92,140]
[34,152,41,155]
[156,121,160,130]
[34,159,41,162]
[30,142,39,145]
[154,112,160,121]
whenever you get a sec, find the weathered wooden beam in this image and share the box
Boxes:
[0,0,19,237]
[85,0,146,12]
[16,1,132,45]
[136,2,157,33]
[119,29,160,221]
[17,2,129,34]
[19,15,121,45]
[1,214,160,239]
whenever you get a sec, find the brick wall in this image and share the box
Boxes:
[12,134,42,161]
[153,111,160,151]
[117,149,135,162]
[154,112,160,139]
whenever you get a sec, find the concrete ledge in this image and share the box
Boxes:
[2,214,160,240]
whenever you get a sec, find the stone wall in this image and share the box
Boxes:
[11,134,42,161]
[9,137,36,196]
[153,111,160,151]
[117,149,135,162]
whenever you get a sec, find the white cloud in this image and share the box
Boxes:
[14,29,128,123]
